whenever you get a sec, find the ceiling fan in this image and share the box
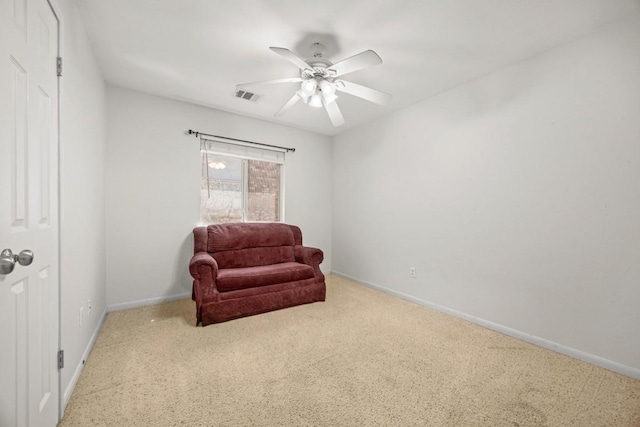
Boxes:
[236,43,392,127]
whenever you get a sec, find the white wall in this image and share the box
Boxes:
[58,0,107,408]
[332,16,640,376]
[106,87,332,307]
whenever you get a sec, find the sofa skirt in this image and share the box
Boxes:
[195,279,326,326]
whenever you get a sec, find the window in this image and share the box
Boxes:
[200,138,284,223]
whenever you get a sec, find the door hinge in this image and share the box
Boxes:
[56,57,62,77]
[58,350,64,369]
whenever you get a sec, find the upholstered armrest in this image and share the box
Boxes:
[294,245,324,281]
[294,245,323,266]
[189,251,220,324]
[189,252,218,281]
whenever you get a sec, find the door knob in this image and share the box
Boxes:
[0,249,34,275]
[0,249,14,275]
[16,249,34,266]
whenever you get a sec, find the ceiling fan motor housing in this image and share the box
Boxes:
[301,60,336,81]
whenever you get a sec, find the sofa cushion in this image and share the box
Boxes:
[213,246,294,269]
[207,223,295,252]
[216,262,315,292]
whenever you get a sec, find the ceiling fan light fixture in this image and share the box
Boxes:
[309,93,323,108]
[318,79,335,96]
[300,78,317,96]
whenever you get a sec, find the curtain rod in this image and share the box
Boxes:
[188,129,295,153]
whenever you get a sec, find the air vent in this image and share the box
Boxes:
[234,89,259,102]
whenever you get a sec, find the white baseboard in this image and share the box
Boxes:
[62,306,107,412]
[107,292,191,312]
[331,271,640,380]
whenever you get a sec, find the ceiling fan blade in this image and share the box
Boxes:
[335,80,392,105]
[274,94,301,117]
[237,77,302,89]
[322,99,345,127]
[269,47,312,71]
[329,50,382,77]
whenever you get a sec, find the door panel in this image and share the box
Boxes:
[0,0,60,425]
[9,56,28,230]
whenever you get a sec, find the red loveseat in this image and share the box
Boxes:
[189,222,326,326]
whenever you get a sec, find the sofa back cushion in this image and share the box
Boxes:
[206,223,295,268]
[213,246,294,269]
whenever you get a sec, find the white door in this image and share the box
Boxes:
[0,0,60,425]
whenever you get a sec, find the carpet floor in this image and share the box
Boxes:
[58,275,640,426]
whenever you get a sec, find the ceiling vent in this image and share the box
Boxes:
[234,89,259,102]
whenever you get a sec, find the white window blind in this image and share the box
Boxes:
[200,137,285,164]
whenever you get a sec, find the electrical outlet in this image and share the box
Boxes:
[88,300,92,315]
[410,267,416,278]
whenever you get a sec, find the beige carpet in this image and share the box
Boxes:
[59,275,640,427]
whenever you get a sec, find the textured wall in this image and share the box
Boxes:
[58,0,108,407]
[332,17,640,375]
[106,87,332,307]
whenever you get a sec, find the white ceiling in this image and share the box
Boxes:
[75,0,639,136]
